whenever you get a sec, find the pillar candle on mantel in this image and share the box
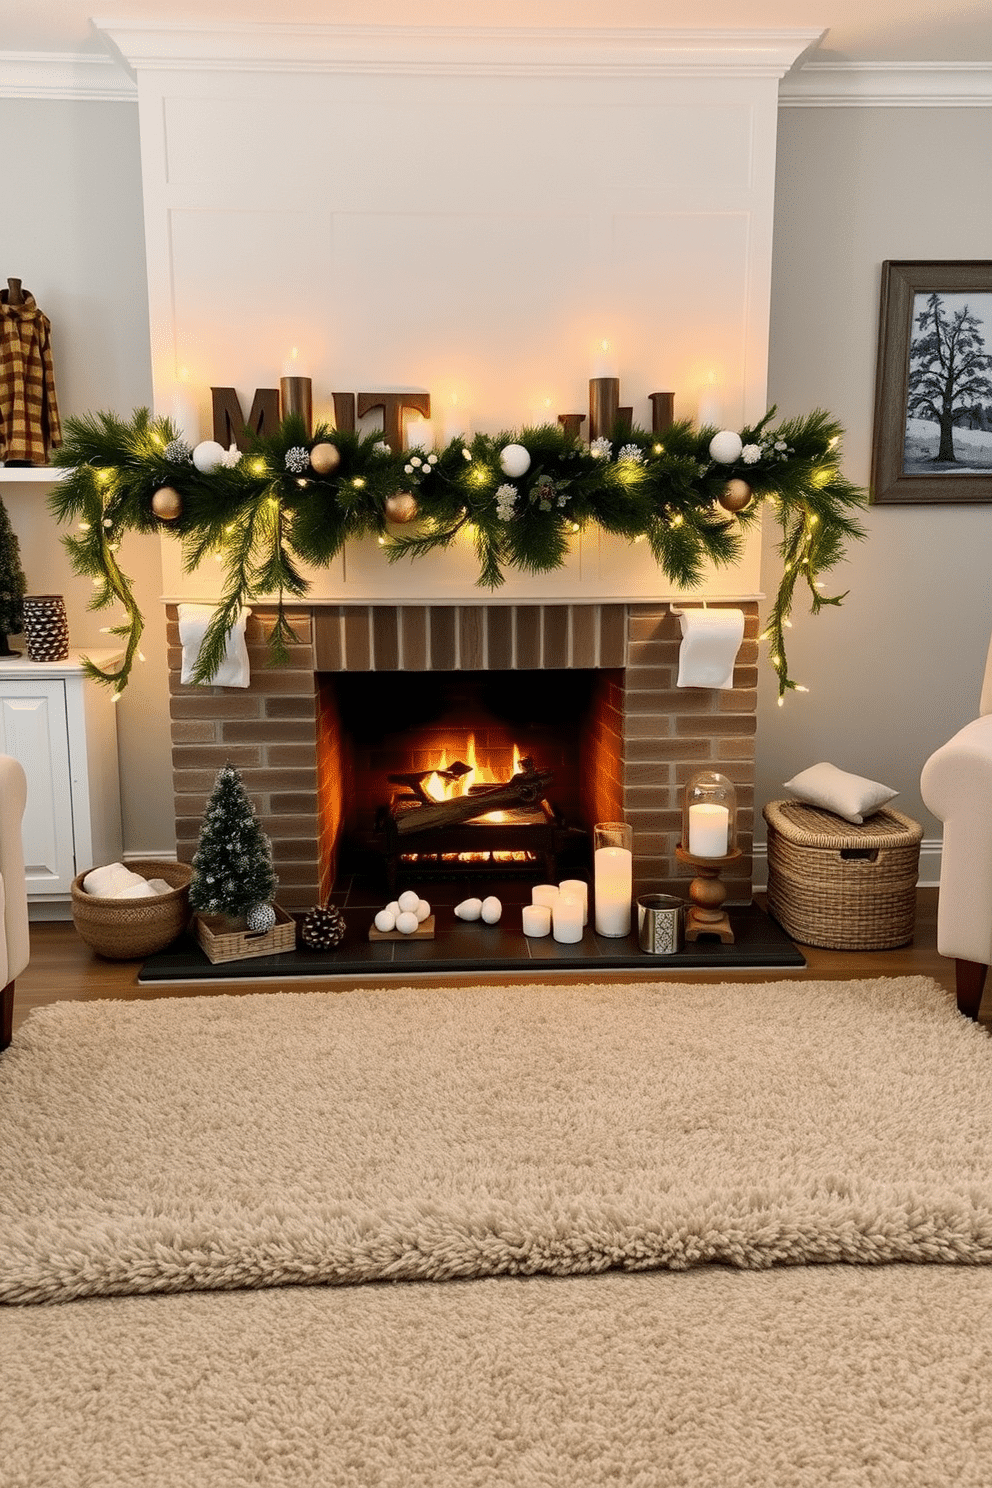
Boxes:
[522,904,551,938]
[593,822,633,937]
[559,879,588,925]
[532,884,560,909]
[688,803,730,857]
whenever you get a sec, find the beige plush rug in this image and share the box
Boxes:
[4,977,992,1486]
[3,976,992,1307]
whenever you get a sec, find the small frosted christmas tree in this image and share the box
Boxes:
[189,763,278,924]
[0,496,27,656]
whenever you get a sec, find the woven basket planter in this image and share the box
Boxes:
[763,800,923,951]
[71,859,193,960]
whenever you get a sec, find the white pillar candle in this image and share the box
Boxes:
[522,904,551,938]
[552,893,584,944]
[594,846,633,937]
[559,879,588,925]
[405,416,436,452]
[532,884,560,908]
[688,802,730,857]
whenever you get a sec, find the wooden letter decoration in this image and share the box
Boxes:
[211,387,281,449]
[357,391,431,452]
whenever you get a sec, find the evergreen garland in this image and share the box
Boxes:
[50,404,868,698]
[188,762,278,921]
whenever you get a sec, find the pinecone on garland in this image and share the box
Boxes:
[300,903,347,951]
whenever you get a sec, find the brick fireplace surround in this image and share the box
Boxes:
[167,601,759,914]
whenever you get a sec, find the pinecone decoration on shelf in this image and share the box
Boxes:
[300,903,347,951]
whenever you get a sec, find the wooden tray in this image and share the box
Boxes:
[368,914,436,942]
[194,905,297,964]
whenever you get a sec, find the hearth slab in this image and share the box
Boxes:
[138,900,805,982]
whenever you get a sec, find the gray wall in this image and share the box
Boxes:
[761,105,992,861]
[3,93,990,870]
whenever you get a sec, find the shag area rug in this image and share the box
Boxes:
[4,977,992,1487]
[3,975,992,1308]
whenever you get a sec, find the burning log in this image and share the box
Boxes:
[387,760,473,806]
[392,757,554,837]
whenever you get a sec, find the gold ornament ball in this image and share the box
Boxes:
[720,478,752,513]
[385,492,419,524]
[151,485,183,521]
[309,442,341,475]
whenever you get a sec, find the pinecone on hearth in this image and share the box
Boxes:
[300,903,347,951]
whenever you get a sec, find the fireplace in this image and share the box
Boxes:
[168,600,758,914]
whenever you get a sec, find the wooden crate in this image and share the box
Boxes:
[194,905,297,964]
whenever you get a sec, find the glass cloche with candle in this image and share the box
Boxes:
[683,771,737,859]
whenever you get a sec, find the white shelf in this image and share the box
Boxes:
[0,467,63,482]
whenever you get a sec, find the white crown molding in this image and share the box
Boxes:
[0,50,135,100]
[89,22,823,79]
[781,61,992,107]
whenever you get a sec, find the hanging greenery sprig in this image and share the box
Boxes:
[50,404,866,698]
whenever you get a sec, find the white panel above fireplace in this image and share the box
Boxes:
[96,20,817,607]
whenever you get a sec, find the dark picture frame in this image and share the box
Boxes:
[871,259,992,504]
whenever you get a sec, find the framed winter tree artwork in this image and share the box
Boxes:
[871,259,992,503]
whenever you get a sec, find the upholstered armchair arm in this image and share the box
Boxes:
[920,714,992,971]
[0,753,29,1048]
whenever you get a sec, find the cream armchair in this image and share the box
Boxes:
[920,635,992,1019]
[1,753,30,1051]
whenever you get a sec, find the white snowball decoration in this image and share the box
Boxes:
[398,889,421,914]
[481,895,503,924]
[499,443,531,479]
[395,910,420,935]
[708,430,744,466]
[374,907,397,933]
[454,897,483,921]
[192,440,227,473]
[415,899,431,923]
[386,901,401,918]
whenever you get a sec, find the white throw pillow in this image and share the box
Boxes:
[782,762,898,824]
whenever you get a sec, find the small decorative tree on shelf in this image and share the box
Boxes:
[189,763,278,929]
[0,495,27,656]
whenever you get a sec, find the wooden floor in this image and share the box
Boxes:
[10,889,987,1037]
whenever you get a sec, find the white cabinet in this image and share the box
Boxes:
[0,651,123,914]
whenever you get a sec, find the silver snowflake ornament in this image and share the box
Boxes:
[284,446,309,474]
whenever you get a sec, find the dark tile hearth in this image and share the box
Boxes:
[138,878,805,983]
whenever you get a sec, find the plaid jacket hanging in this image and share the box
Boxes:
[0,289,62,466]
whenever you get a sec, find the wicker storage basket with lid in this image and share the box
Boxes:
[762,800,923,951]
[71,859,192,959]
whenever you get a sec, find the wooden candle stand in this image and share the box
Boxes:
[675,845,743,943]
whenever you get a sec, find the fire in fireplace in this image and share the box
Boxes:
[325,669,606,889]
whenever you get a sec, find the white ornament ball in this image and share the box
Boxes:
[415,899,431,923]
[708,431,744,466]
[246,902,276,933]
[499,443,531,479]
[481,895,503,925]
[374,907,397,933]
[192,440,227,473]
[386,901,401,918]
[395,910,420,935]
[309,442,341,475]
[454,897,483,921]
[398,889,421,914]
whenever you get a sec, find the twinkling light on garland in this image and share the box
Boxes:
[50,405,867,698]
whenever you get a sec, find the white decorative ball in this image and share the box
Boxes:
[499,443,531,479]
[395,910,420,935]
[386,901,401,918]
[415,899,431,923]
[708,431,744,465]
[481,895,503,925]
[192,440,227,473]
[246,902,276,933]
[454,897,483,921]
[374,907,397,933]
[398,889,421,914]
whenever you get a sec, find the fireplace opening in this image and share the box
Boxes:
[319,668,622,891]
